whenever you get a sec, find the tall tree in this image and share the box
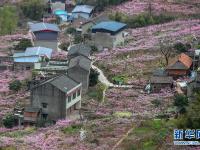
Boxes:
[20,0,46,20]
[185,93,200,128]
[159,38,173,66]
[0,6,18,35]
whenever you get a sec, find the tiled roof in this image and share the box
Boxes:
[72,5,94,14]
[68,55,91,72]
[92,21,127,33]
[178,53,192,69]
[167,53,192,70]
[153,68,167,77]
[34,74,80,93]
[50,74,80,93]
[68,44,91,57]
[30,22,60,32]
[150,76,173,84]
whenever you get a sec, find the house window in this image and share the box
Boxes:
[68,96,71,103]
[42,103,48,108]
[73,93,76,99]
[42,114,48,120]
[77,90,80,96]
[26,66,31,70]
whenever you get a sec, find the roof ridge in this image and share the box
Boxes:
[43,22,47,30]
[37,47,40,55]
[65,73,80,84]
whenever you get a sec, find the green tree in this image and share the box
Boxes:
[20,0,46,20]
[91,45,98,52]
[174,94,188,114]
[74,34,84,44]
[0,6,18,35]
[96,83,107,102]
[174,42,187,53]
[9,80,22,92]
[176,93,200,129]
[3,114,15,128]
[89,68,99,86]
[59,42,70,51]
[65,27,76,35]
[14,39,32,51]
[184,93,200,128]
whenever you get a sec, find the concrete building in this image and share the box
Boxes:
[91,21,127,51]
[72,5,94,19]
[29,22,60,50]
[67,55,91,93]
[13,47,52,70]
[29,74,82,121]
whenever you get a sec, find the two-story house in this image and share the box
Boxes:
[67,54,91,93]
[25,74,82,122]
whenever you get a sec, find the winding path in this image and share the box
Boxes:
[91,65,142,89]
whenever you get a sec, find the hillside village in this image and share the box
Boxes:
[0,0,200,149]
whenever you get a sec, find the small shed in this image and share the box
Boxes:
[23,107,41,125]
[150,76,173,92]
[166,53,192,77]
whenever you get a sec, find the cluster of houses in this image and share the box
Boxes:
[45,0,128,50]
[23,43,92,125]
[9,0,129,125]
[149,52,200,97]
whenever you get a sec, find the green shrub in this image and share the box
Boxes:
[196,44,200,49]
[59,42,70,51]
[174,94,188,114]
[112,75,127,84]
[62,124,82,134]
[3,114,15,128]
[9,80,22,92]
[14,39,32,51]
[110,12,175,28]
[89,68,99,86]
[0,6,18,35]
[174,42,187,52]
[90,45,98,52]
[74,34,84,44]
[151,99,161,107]
[65,27,76,35]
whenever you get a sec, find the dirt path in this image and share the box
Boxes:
[112,125,135,150]
[92,65,142,89]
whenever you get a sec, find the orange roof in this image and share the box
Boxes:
[178,53,192,69]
